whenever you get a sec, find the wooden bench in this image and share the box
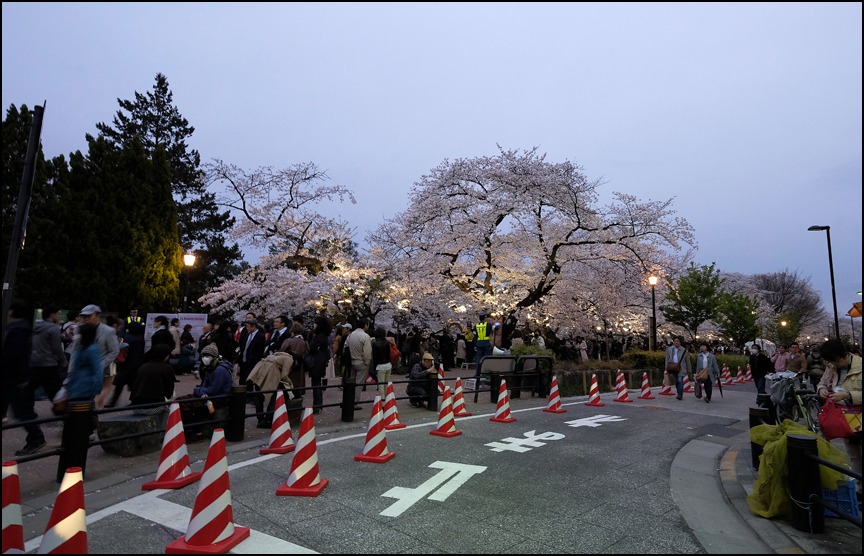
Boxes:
[97,410,168,457]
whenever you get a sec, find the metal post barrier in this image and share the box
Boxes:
[426,374,438,411]
[225,385,247,442]
[57,401,94,483]
[489,372,502,404]
[341,377,356,422]
[748,406,772,470]
[787,434,824,533]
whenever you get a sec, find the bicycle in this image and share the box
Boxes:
[770,372,822,434]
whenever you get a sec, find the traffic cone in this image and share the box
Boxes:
[543,374,566,413]
[39,467,87,554]
[451,377,473,417]
[430,386,462,437]
[490,379,517,423]
[142,402,202,490]
[613,370,633,402]
[682,373,694,393]
[166,429,250,554]
[2,461,24,554]
[437,364,446,394]
[658,371,675,396]
[735,367,745,383]
[276,407,329,496]
[260,390,295,455]
[585,373,605,406]
[637,371,655,400]
[355,395,396,463]
[745,364,753,382]
[383,382,406,430]
[723,366,734,386]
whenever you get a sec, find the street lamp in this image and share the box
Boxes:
[648,276,658,351]
[807,225,840,339]
[183,253,196,312]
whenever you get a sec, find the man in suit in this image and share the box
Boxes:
[266,315,289,356]
[665,336,692,400]
[238,319,266,385]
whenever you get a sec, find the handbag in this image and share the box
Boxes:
[695,369,709,382]
[666,361,680,374]
[818,398,862,440]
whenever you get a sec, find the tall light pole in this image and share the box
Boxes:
[807,225,840,339]
[648,276,658,351]
[183,253,196,312]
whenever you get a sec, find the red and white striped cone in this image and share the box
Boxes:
[2,461,24,554]
[276,407,329,496]
[39,467,87,554]
[722,365,733,386]
[586,373,605,406]
[437,365,446,395]
[543,374,566,413]
[383,382,406,430]
[430,386,462,437]
[613,370,633,402]
[260,390,295,455]
[745,364,753,382]
[682,373,694,393]
[166,429,250,554]
[637,371,655,400]
[659,371,675,396]
[451,377,473,417]
[490,379,517,423]
[735,367,746,383]
[355,395,396,463]
[142,402,202,490]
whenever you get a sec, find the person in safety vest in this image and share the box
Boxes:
[125,308,142,335]
[474,312,492,369]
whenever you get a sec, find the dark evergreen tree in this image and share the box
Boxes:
[96,73,243,310]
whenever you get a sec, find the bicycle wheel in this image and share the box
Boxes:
[804,397,822,435]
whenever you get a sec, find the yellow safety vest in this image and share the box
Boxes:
[475,322,489,341]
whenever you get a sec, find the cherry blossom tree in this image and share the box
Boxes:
[369,146,695,343]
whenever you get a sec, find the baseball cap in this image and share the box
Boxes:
[343,323,353,330]
[79,304,102,316]
[479,311,487,318]
[422,352,434,361]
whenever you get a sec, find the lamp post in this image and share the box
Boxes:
[648,276,658,351]
[807,225,840,339]
[183,253,196,312]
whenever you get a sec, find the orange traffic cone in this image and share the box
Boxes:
[682,373,694,393]
[437,364,446,395]
[490,379,517,423]
[2,461,24,554]
[735,367,745,383]
[723,366,734,386]
[39,467,87,554]
[142,402,202,490]
[451,377,473,417]
[355,395,396,463]
[260,390,295,455]
[383,382,406,430]
[637,371,655,399]
[430,386,462,437]
[543,374,566,413]
[166,429,250,554]
[613,370,633,402]
[276,407,329,496]
[585,373,605,406]
[658,371,675,396]
[745,364,753,382]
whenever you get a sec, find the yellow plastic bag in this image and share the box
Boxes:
[747,419,849,518]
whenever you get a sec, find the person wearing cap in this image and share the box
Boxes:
[68,304,120,408]
[406,352,438,408]
[474,312,492,369]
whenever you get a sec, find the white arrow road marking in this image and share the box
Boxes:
[380,461,486,517]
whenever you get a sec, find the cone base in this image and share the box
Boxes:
[637,394,656,400]
[585,400,605,407]
[659,391,675,396]
[613,398,633,403]
[543,407,567,413]
[453,411,473,417]
[489,416,516,423]
[165,525,250,554]
[354,451,396,463]
[430,429,463,437]
[276,478,329,497]
[141,471,202,491]
[384,423,407,430]
[260,444,296,455]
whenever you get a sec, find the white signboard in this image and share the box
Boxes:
[143,312,209,352]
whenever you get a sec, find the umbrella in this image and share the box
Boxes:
[849,301,862,318]
[716,369,723,398]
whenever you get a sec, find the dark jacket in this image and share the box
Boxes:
[194,361,233,408]
[306,332,330,379]
[29,319,67,369]
[3,318,32,386]
[372,338,391,367]
[749,352,773,380]
[131,358,175,405]
[151,327,174,352]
